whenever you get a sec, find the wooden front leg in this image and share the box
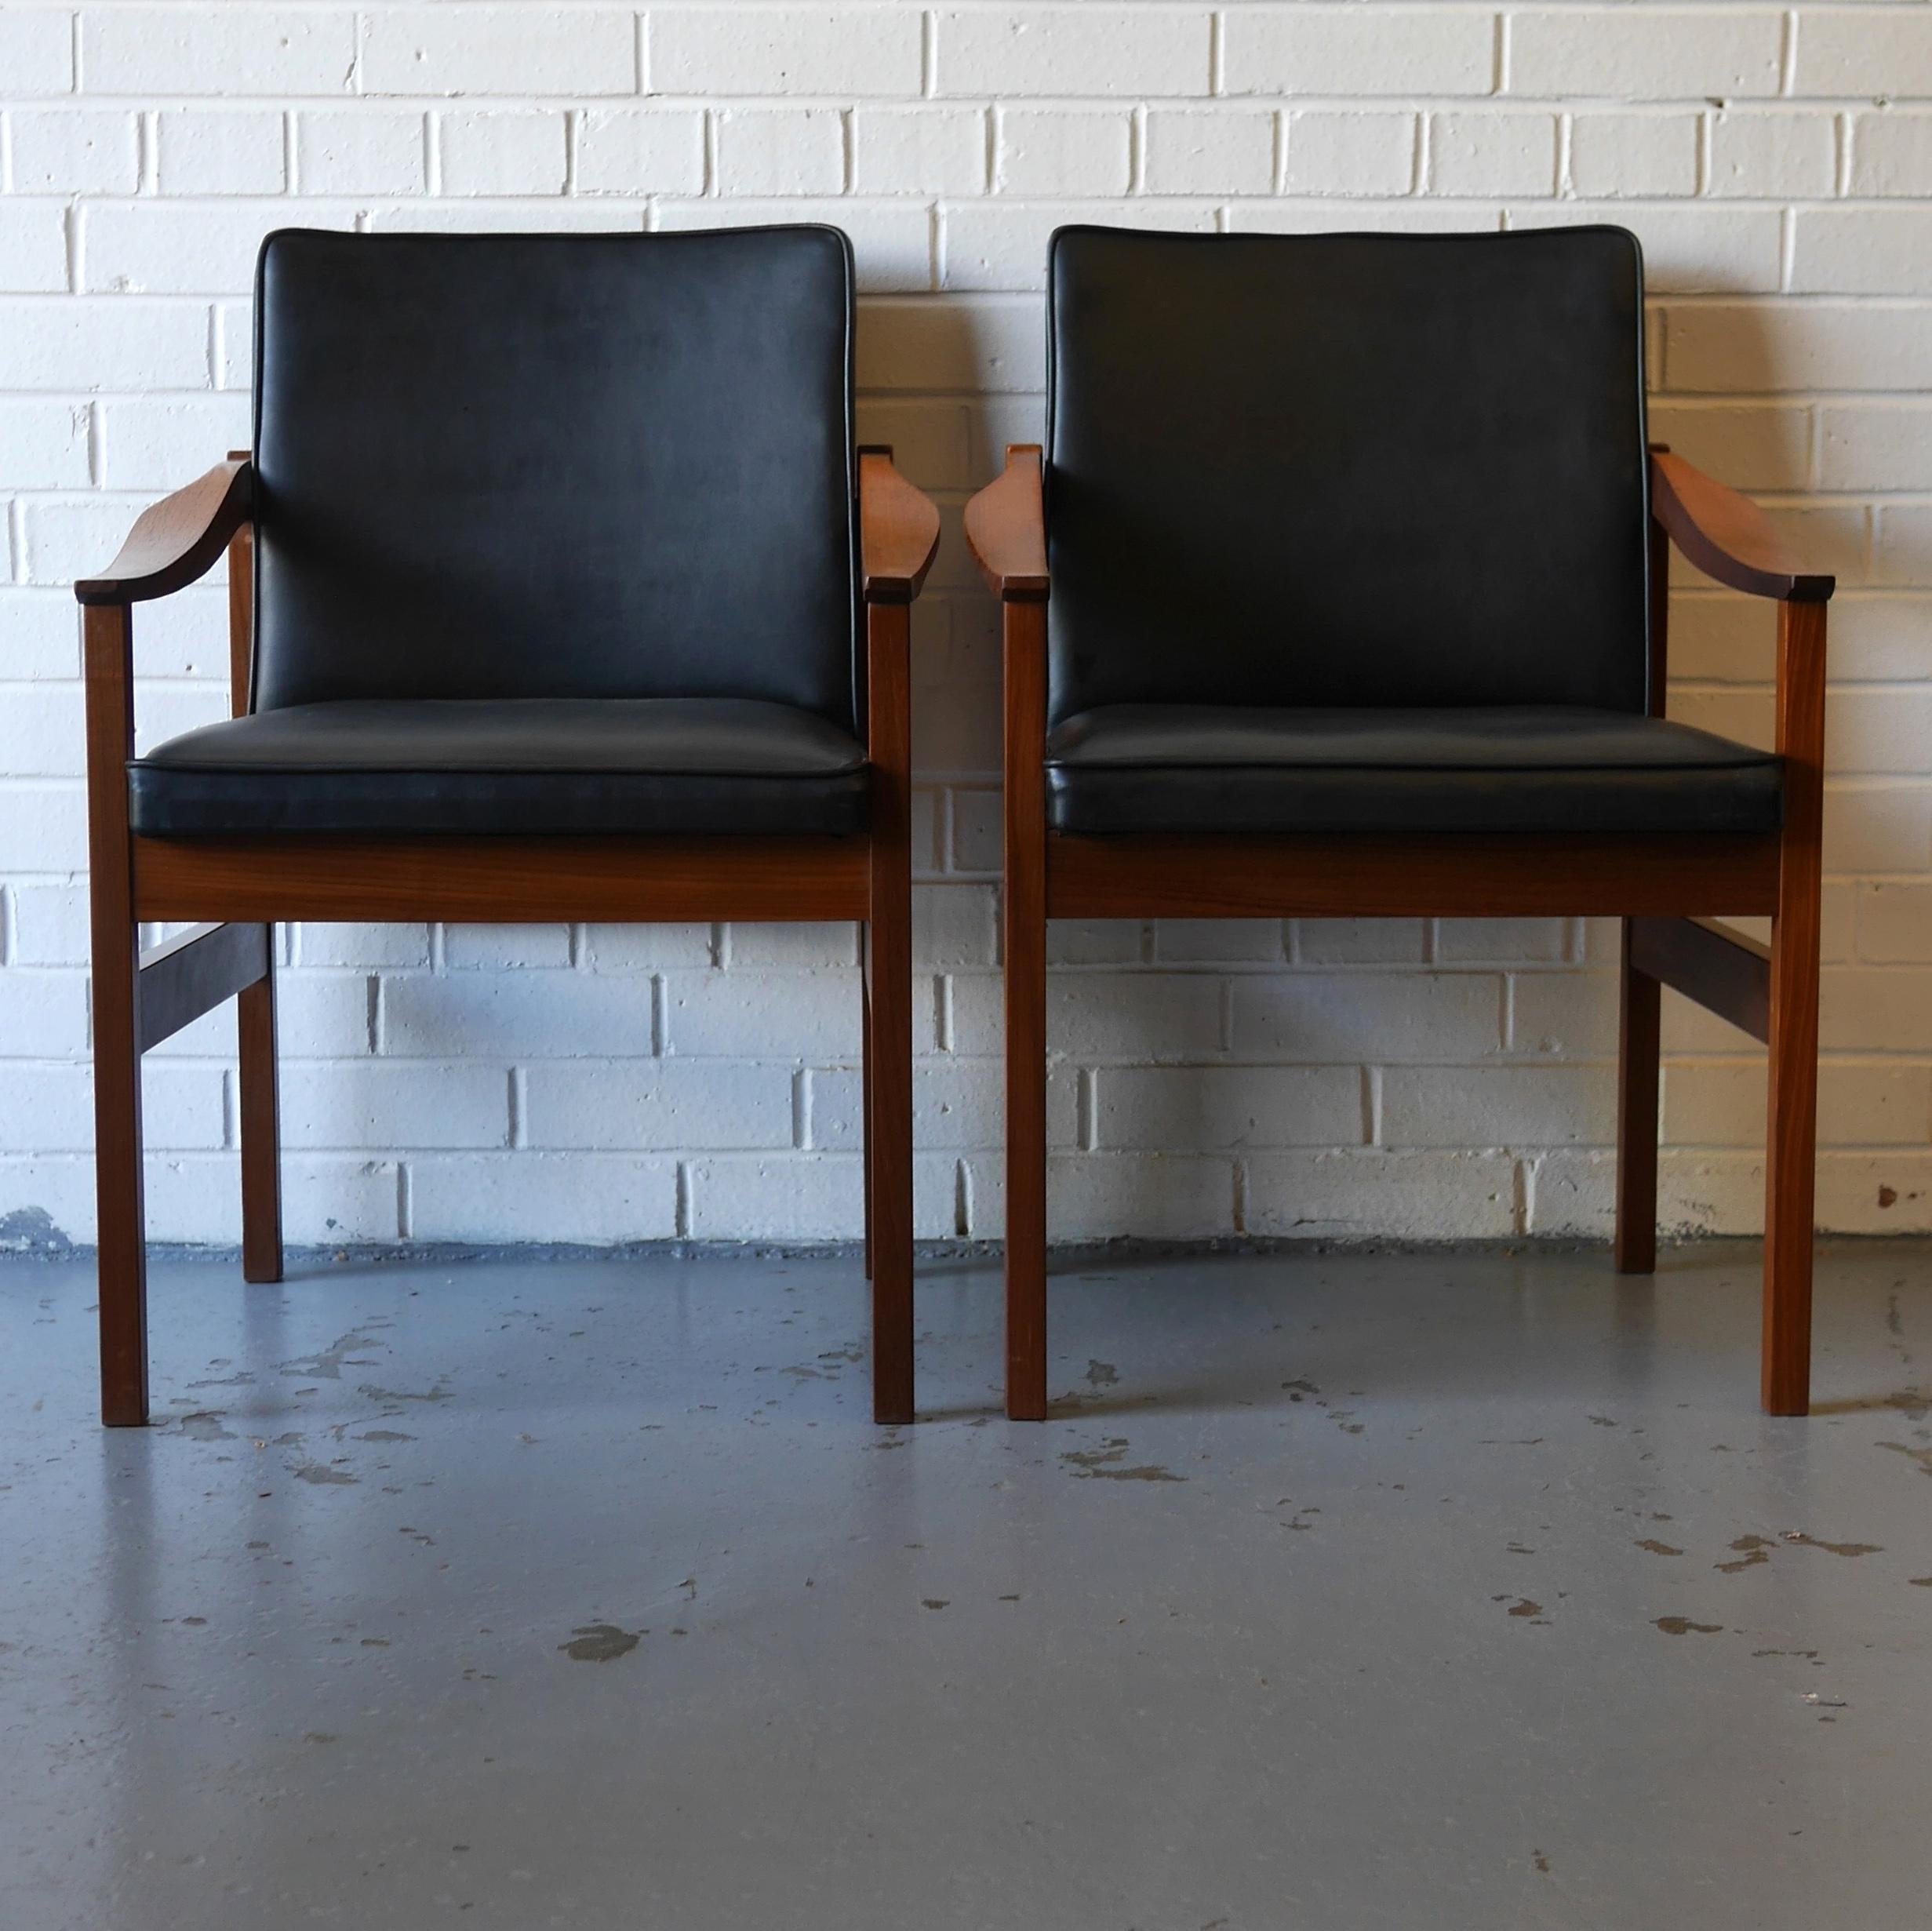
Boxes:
[866,598,915,1425]
[1003,600,1050,1421]
[1763,598,1827,1416]
[85,602,149,1426]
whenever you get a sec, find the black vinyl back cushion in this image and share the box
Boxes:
[1046,225,1650,726]
[252,227,859,728]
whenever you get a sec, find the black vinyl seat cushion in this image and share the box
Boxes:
[128,699,870,837]
[1044,707,1782,837]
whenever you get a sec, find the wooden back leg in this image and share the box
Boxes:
[236,969,282,1282]
[1614,922,1661,1275]
[227,515,283,1285]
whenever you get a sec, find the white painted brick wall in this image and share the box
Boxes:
[439,108,569,195]
[2,2,1930,1249]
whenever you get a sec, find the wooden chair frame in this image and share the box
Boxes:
[78,447,940,1428]
[966,442,1832,1422]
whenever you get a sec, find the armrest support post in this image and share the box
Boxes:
[854,446,930,1422]
[1777,598,1829,792]
[225,448,253,717]
[964,445,1053,1410]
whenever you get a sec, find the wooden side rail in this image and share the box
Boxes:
[1627,916,1772,1046]
[137,921,271,1053]
[1050,835,1781,922]
[133,835,872,925]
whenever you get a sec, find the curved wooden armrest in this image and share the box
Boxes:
[964,444,1049,603]
[1650,451,1832,604]
[858,449,941,605]
[75,460,253,606]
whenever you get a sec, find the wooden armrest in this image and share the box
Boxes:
[963,444,1048,603]
[1650,451,1832,604]
[858,449,941,605]
[75,460,253,606]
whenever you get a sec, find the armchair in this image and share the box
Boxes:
[968,225,1831,1421]
[78,227,939,1427]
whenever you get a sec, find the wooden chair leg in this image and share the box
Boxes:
[1763,902,1820,1416]
[225,507,282,1284]
[85,603,149,1427]
[1003,603,1050,1421]
[1762,600,1827,1416]
[1614,919,1661,1275]
[237,954,282,1284]
[91,909,147,1427]
[1004,881,1048,1420]
[861,968,875,1284]
[866,601,915,1425]
[865,917,912,1422]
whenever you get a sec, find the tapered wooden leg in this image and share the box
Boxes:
[237,960,282,1284]
[1614,921,1661,1275]
[224,511,282,1285]
[1003,601,1049,1420]
[1763,599,1827,1416]
[85,603,148,1427]
[1763,902,1821,1415]
[1619,511,1671,1276]
[866,602,915,1424]
[861,970,875,1284]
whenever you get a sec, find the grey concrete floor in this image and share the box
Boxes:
[2,1242,1930,1931]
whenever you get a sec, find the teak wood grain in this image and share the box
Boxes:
[964,445,1050,602]
[858,448,942,605]
[1628,916,1772,1046]
[225,489,283,1284]
[76,459,252,605]
[136,920,269,1053]
[1046,833,1781,921]
[1650,452,1833,603]
[1615,510,1675,1274]
[865,595,916,1423]
[970,437,1053,1420]
[84,601,147,1426]
[1614,918,1662,1276]
[1003,600,1050,1422]
[133,835,872,924]
[1763,597,1828,1414]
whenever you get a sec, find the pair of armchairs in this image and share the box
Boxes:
[80,224,1831,1431]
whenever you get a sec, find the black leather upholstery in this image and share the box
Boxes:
[249,226,859,726]
[1045,707,1782,836]
[130,699,869,837]
[1046,226,1651,726]
[128,227,868,841]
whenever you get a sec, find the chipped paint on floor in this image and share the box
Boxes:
[2,1240,1930,1929]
